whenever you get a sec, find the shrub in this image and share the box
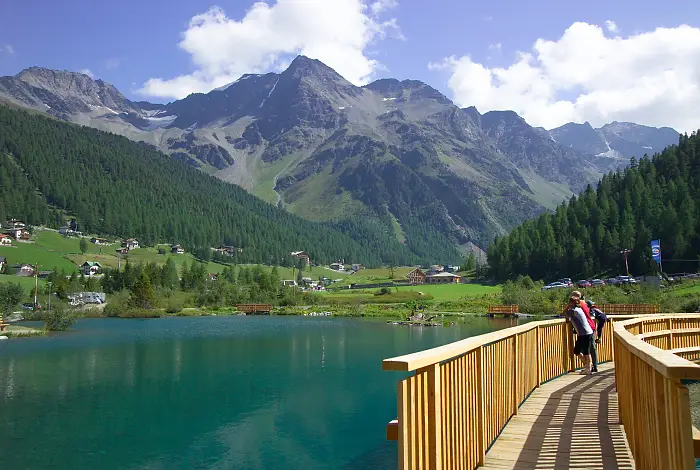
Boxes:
[165,301,182,314]
[43,305,76,331]
[118,309,162,318]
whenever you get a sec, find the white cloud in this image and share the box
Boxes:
[432,22,700,133]
[1,44,14,54]
[488,43,502,52]
[605,20,619,33]
[80,69,95,79]
[139,0,401,100]
[370,0,397,15]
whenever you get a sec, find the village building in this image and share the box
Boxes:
[38,271,53,279]
[351,264,366,272]
[91,237,110,246]
[6,228,30,241]
[171,244,185,254]
[407,268,427,285]
[13,264,36,277]
[122,238,139,250]
[330,262,345,271]
[0,256,6,272]
[282,280,297,287]
[116,248,129,255]
[5,219,25,229]
[213,246,242,256]
[0,234,12,246]
[426,272,462,284]
[81,261,102,276]
[291,250,311,266]
[430,265,445,274]
[208,273,218,281]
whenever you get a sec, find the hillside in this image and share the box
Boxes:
[0,59,679,258]
[487,131,699,281]
[0,105,419,266]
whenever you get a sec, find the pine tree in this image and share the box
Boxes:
[163,258,179,289]
[130,272,155,309]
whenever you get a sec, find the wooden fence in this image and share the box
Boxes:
[487,304,519,315]
[614,315,700,470]
[559,304,660,315]
[383,317,616,469]
[235,304,272,314]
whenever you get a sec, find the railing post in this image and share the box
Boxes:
[476,345,486,466]
[565,322,575,372]
[398,379,408,468]
[667,317,674,349]
[426,363,442,470]
[535,326,541,386]
[513,333,519,414]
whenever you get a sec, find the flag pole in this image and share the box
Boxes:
[659,239,663,274]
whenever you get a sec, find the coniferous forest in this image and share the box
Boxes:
[0,105,421,266]
[488,131,700,281]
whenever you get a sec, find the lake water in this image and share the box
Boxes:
[0,316,522,469]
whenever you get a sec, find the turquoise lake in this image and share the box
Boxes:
[0,316,521,469]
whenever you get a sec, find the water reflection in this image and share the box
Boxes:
[0,316,523,469]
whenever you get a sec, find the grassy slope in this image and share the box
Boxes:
[324,283,500,302]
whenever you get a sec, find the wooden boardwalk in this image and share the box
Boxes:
[483,363,635,469]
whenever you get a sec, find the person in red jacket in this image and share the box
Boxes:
[571,290,595,331]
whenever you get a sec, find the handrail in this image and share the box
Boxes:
[613,315,700,469]
[383,317,616,469]
[383,319,563,371]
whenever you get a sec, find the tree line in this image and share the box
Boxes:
[488,131,700,281]
[0,105,424,266]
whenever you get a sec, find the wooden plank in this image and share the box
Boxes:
[386,419,398,441]
[482,364,634,469]
[693,425,700,458]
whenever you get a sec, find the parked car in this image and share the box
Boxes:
[558,278,574,288]
[590,279,606,287]
[606,277,620,285]
[541,282,568,291]
[577,280,592,288]
[616,275,638,285]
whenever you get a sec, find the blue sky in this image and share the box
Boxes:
[1,0,699,131]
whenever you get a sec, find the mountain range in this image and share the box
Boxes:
[0,57,680,260]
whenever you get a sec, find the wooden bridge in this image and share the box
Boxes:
[383,314,700,469]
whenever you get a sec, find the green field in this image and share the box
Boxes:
[0,239,77,272]
[0,273,45,292]
[325,282,500,302]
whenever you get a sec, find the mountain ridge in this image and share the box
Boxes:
[0,57,680,259]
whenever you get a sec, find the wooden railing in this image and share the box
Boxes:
[383,317,616,469]
[601,303,660,315]
[486,305,519,315]
[235,304,273,314]
[614,315,700,470]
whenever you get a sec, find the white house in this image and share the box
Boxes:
[122,238,139,250]
[7,228,30,240]
[14,264,35,277]
[81,261,102,276]
[0,234,12,246]
[330,262,345,271]
[171,244,185,254]
[5,219,25,229]
[91,237,110,246]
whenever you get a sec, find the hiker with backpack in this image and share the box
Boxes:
[565,295,594,375]
[585,300,608,372]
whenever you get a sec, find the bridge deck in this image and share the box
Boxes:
[482,363,635,469]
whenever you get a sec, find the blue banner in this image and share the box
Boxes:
[651,240,661,264]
